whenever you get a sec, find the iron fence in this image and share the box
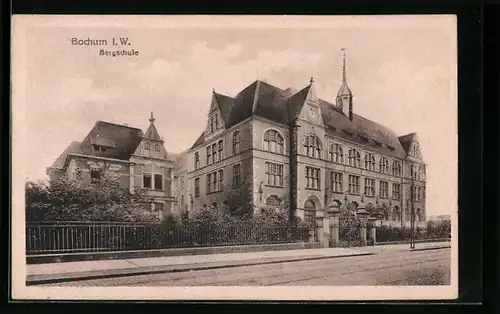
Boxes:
[26,221,313,255]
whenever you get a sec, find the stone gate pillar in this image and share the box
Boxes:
[357,206,369,247]
[320,213,330,248]
[368,217,378,246]
[327,203,341,247]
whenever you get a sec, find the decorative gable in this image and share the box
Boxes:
[297,78,324,127]
[132,113,170,160]
[205,90,226,140]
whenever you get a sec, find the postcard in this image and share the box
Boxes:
[11,14,458,301]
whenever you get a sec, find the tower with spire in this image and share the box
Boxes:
[336,48,353,120]
[133,112,169,160]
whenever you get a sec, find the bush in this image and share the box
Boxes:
[25,175,160,223]
[375,220,451,242]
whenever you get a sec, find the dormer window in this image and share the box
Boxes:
[144,142,150,150]
[155,143,160,152]
[92,145,107,152]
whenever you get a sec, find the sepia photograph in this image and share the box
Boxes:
[11,14,458,301]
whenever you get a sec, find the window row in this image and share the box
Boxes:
[208,113,221,134]
[413,186,425,202]
[143,173,164,190]
[193,163,242,198]
[265,162,284,187]
[193,131,240,171]
[144,142,161,152]
[206,140,224,166]
[263,129,284,154]
[305,166,321,190]
[206,170,224,194]
[331,172,402,200]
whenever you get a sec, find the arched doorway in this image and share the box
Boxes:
[392,206,401,221]
[265,195,281,210]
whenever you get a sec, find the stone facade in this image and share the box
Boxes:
[186,54,426,226]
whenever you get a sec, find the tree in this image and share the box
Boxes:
[25,173,160,223]
[223,178,254,219]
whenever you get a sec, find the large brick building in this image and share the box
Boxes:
[47,114,176,219]
[186,51,427,227]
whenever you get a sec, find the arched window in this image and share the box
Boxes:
[392,160,402,176]
[379,157,389,174]
[265,195,281,207]
[263,129,284,154]
[194,152,200,170]
[304,134,322,158]
[232,131,240,154]
[304,200,316,210]
[329,143,343,164]
[364,153,376,171]
[218,140,223,161]
[348,149,361,168]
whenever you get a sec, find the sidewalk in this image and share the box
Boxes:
[26,240,450,285]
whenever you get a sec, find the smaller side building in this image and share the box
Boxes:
[46,114,176,220]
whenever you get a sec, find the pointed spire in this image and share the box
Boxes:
[212,88,215,94]
[149,112,155,124]
[310,77,314,84]
[337,48,352,98]
[341,48,347,83]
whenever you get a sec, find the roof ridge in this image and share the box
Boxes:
[96,120,142,131]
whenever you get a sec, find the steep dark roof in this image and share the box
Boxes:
[190,132,205,149]
[49,141,81,169]
[213,92,234,124]
[190,80,409,158]
[398,133,417,155]
[78,121,144,160]
[226,81,258,128]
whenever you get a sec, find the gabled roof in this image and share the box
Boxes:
[213,92,234,124]
[78,121,144,160]
[49,141,81,169]
[189,79,410,158]
[144,123,162,141]
[398,132,417,154]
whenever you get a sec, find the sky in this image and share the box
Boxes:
[15,15,457,216]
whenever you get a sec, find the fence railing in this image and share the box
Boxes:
[26,221,314,255]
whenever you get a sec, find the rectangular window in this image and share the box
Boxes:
[380,181,389,198]
[212,144,217,164]
[212,171,217,192]
[330,172,343,193]
[364,178,375,197]
[232,164,241,187]
[206,147,211,165]
[154,174,163,190]
[348,175,360,194]
[143,173,152,189]
[392,183,401,200]
[265,162,284,187]
[218,170,224,191]
[414,186,420,201]
[90,169,101,183]
[194,178,200,197]
[206,173,212,193]
[155,144,160,152]
[305,166,321,189]
[144,142,150,150]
